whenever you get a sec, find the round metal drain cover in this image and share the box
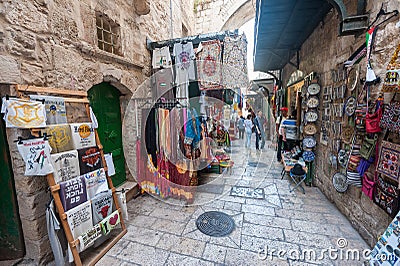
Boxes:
[196,211,235,237]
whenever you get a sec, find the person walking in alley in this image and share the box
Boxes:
[254,111,266,150]
[237,115,245,139]
[276,107,288,162]
[244,114,253,149]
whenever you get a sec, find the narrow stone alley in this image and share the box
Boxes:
[97,139,369,266]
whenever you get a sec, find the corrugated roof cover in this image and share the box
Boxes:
[253,0,332,71]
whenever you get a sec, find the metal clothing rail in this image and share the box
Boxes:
[146,29,239,50]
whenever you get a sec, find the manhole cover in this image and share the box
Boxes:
[196,211,235,237]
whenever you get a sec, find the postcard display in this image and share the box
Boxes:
[14,85,127,266]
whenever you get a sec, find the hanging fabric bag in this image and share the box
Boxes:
[359,134,378,159]
[361,172,375,200]
[382,43,400,93]
[365,106,382,133]
[373,175,400,218]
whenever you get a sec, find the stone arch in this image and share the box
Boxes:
[220,0,255,31]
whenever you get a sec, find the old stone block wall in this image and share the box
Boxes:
[0,0,195,264]
[282,0,400,247]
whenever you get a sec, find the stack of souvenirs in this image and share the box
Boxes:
[1,96,120,261]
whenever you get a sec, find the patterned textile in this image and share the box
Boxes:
[1,98,46,128]
[223,34,249,89]
[377,141,400,182]
[196,40,222,90]
[380,102,400,133]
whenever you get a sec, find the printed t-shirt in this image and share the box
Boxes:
[77,146,102,174]
[17,138,54,176]
[70,123,96,150]
[29,95,67,124]
[43,124,74,154]
[152,46,172,69]
[51,150,80,184]
[59,176,88,211]
[81,168,108,199]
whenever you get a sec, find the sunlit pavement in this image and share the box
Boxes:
[98,137,369,266]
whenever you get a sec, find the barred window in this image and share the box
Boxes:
[96,12,121,55]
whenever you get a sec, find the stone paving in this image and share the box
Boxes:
[98,139,369,266]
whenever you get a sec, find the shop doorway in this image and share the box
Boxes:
[0,100,25,260]
[88,83,127,187]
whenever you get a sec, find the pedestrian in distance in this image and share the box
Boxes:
[244,114,254,149]
[237,115,245,139]
[254,111,266,150]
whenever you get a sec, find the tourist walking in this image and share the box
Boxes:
[237,115,245,139]
[244,114,253,149]
[276,107,288,162]
[254,111,266,150]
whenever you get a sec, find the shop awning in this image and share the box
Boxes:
[253,0,333,72]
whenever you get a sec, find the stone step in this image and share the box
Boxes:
[116,180,140,202]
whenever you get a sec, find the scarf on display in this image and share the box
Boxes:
[51,150,80,184]
[29,95,67,125]
[17,138,54,176]
[222,34,249,89]
[366,26,378,83]
[1,98,46,128]
[43,124,74,154]
[196,40,222,90]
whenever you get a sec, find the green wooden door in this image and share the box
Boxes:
[88,83,127,187]
[0,100,24,259]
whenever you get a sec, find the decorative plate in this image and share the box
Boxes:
[303,123,317,135]
[344,96,356,116]
[306,96,320,108]
[347,67,359,92]
[304,110,318,123]
[307,83,321,95]
[302,150,315,162]
[303,136,317,148]
[332,172,348,193]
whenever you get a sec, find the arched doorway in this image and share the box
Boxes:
[88,83,126,187]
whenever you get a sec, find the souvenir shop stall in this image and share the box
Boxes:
[136,30,248,202]
[1,85,126,265]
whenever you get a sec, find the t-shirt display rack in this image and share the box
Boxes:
[15,84,127,266]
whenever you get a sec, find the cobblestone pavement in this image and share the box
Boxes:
[98,140,369,266]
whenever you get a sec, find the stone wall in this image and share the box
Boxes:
[0,0,195,263]
[194,0,254,33]
[281,0,400,247]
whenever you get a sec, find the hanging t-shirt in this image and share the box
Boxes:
[100,210,120,236]
[29,95,67,125]
[59,176,88,211]
[173,42,196,106]
[65,201,93,262]
[81,168,108,199]
[91,190,113,224]
[77,146,103,174]
[152,46,172,69]
[51,150,80,184]
[43,124,74,154]
[17,138,54,176]
[70,123,96,150]
[151,68,174,100]
[1,98,46,128]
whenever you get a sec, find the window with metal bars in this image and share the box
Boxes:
[96,12,122,56]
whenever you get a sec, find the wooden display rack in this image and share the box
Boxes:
[15,85,127,266]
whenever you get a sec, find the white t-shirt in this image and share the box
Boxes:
[17,138,54,176]
[244,119,253,133]
[152,46,172,69]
